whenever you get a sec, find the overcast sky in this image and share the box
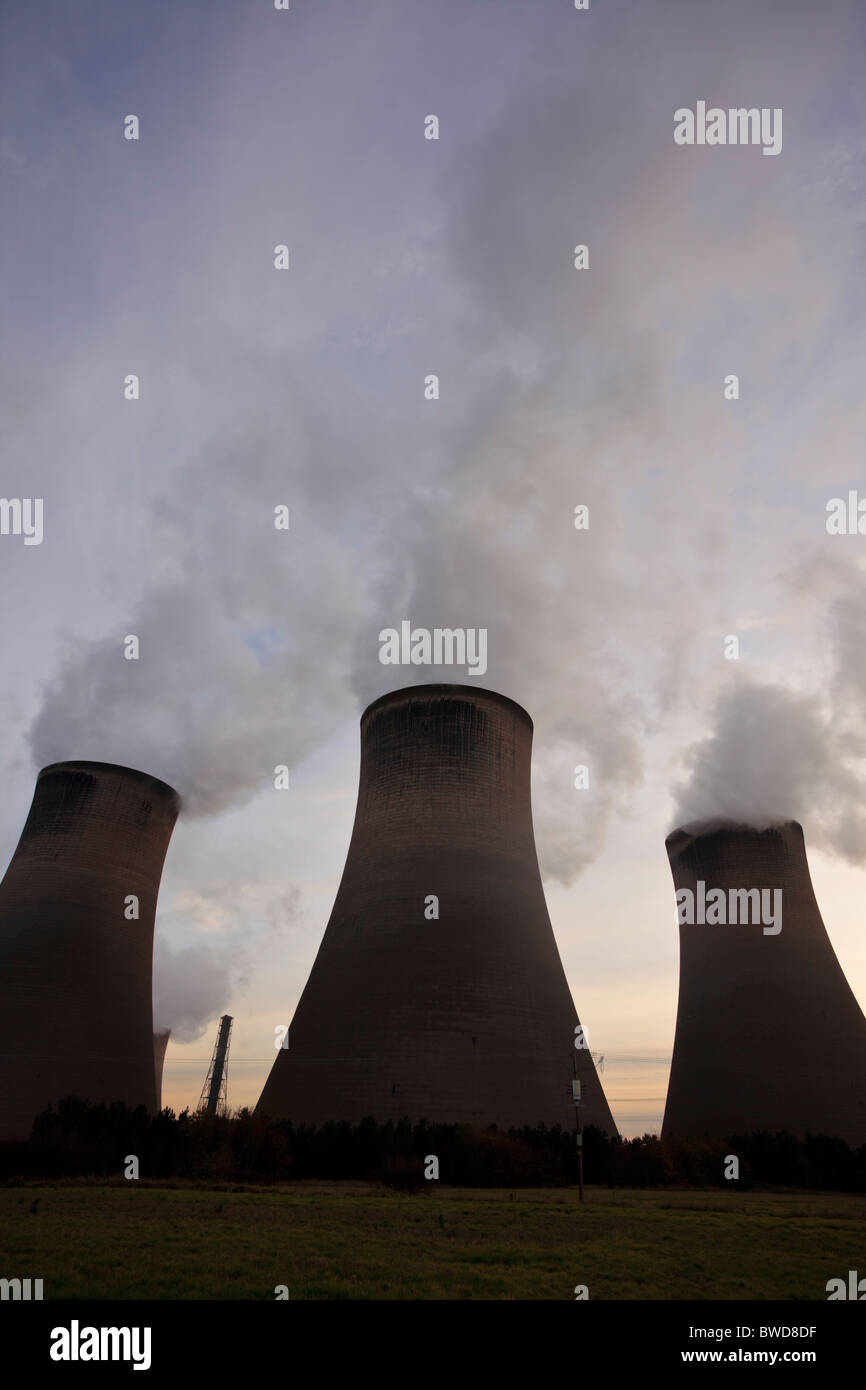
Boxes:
[2,0,865,1136]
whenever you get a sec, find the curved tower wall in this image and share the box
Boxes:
[0,761,179,1139]
[663,819,866,1145]
[257,684,615,1133]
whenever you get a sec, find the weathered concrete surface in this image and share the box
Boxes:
[663,820,866,1145]
[258,685,616,1133]
[0,762,179,1139]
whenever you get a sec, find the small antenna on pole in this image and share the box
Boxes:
[572,1054,584,1203]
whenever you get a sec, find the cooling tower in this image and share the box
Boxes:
[663,820,866,1145]
[257,684,615,1133]
[0,761,179,1140]
[153,1028,171,1110]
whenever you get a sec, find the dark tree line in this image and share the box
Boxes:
[1,1098,864,1191]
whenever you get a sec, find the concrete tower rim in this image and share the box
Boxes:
[666,817,803,850]
[37,760,180,807]
[361,683,534,731]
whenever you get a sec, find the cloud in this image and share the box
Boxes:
[672,666,866,864]
[151,874,304,1040]
[6,0,866,893]
[152,937,236,1044]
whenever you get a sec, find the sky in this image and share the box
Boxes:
[2,0,866,1137]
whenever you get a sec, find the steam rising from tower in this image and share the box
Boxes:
[153,1028,172,1111]
[663,820,866,1145]
[257,685,615,1132]
[0,761,179,1140]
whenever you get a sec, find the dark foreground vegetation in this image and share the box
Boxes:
[4,1183,864,1298]
[1,1098,865,1191]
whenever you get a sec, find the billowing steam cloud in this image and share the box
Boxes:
[153,938,237,1045]
[151,878,301,1042]
[672,671,866,865]
[10,0,866,897]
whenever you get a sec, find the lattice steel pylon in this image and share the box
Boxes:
[197,1014,233,1116]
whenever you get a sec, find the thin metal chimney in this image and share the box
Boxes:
[198,1014,233,1116]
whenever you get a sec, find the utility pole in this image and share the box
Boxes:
[572,1055,584,1202]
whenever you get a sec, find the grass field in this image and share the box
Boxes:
[1,1182,862,1300]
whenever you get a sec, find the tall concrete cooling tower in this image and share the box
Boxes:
[153,1028,172,1110]
[663,820,866,1145]
[0,761,179,1140]
[257,684,615,1133]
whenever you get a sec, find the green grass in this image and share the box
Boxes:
[1,1182,862,1299]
